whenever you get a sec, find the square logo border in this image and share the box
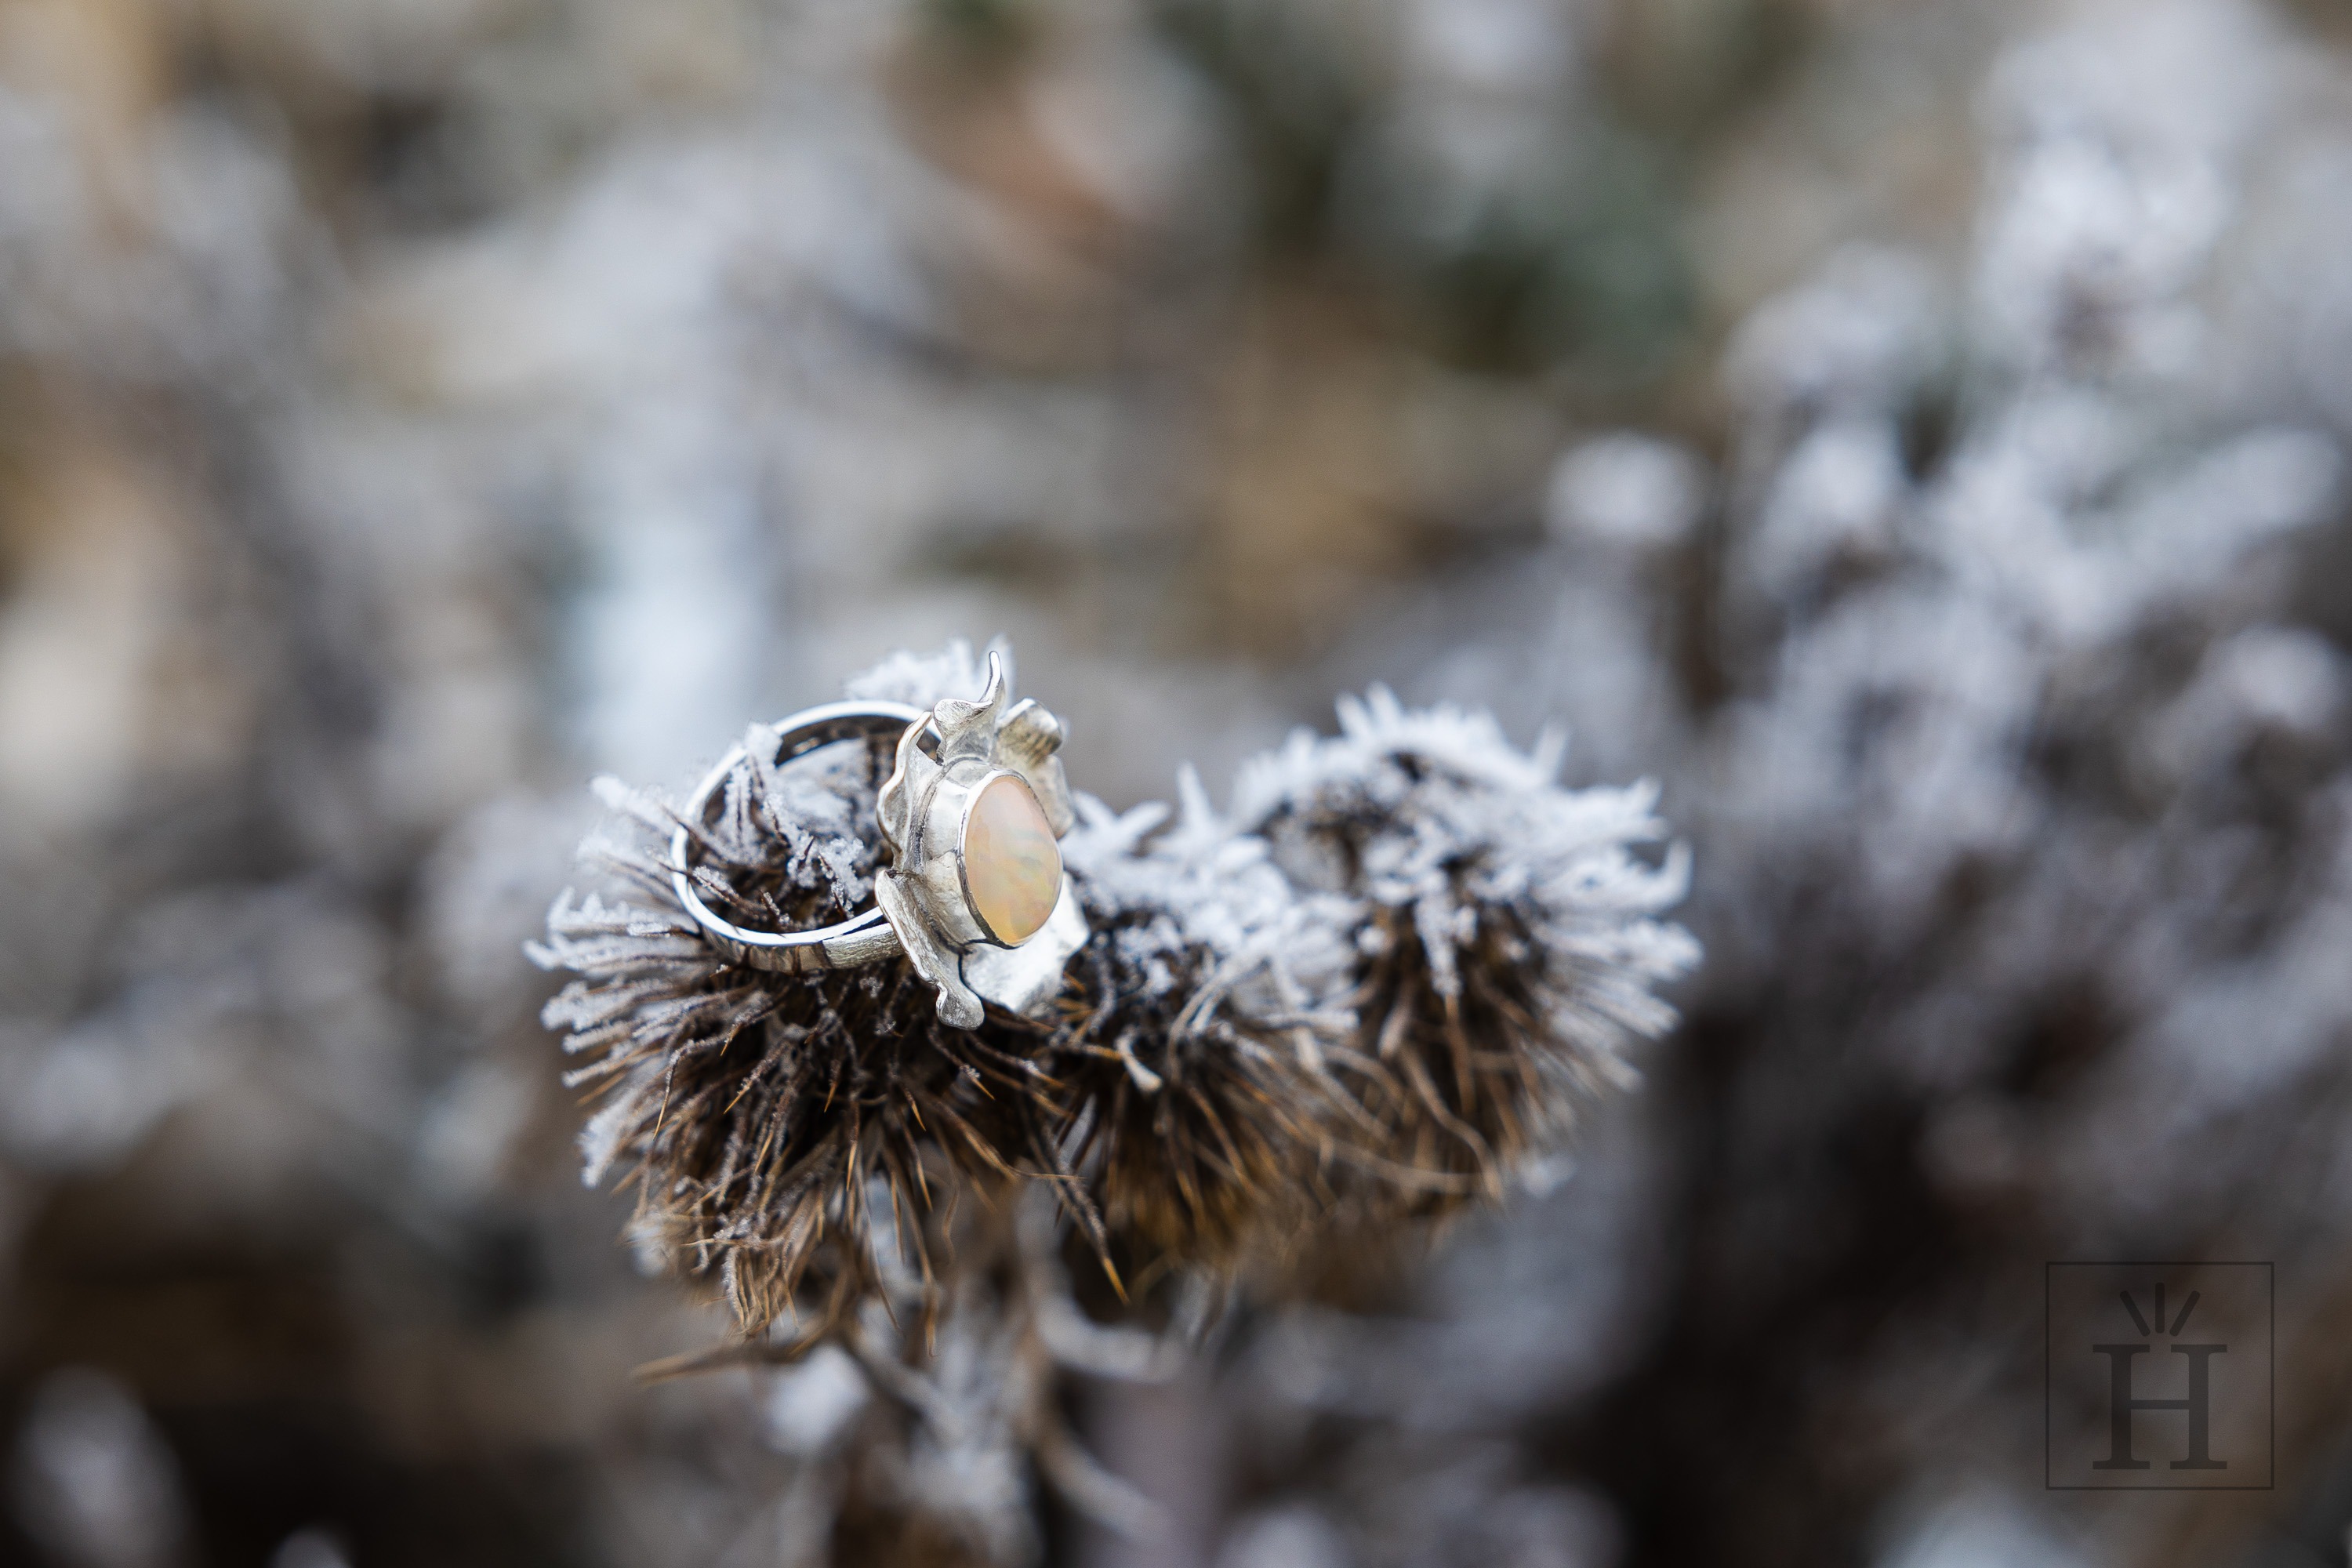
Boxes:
[2045,1261,2274,1492]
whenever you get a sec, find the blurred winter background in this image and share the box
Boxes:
[5,0,2352,1563]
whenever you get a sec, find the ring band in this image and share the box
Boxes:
[669,700,927,975]
[669,655,1090,1028]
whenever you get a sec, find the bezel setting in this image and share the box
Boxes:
[875,653,1083,1027]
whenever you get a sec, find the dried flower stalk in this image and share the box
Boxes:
[532,646,1698,1346]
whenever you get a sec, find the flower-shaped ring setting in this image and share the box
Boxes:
[670,655,1087,1028]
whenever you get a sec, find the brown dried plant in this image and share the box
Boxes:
[532,651,1696,1358]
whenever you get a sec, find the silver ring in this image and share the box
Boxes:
[670,655,1090,1029]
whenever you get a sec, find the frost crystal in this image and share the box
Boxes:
[532,648,1697,1323]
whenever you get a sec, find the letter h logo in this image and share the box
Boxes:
[2048,1262,2272,1490]
[2091,1283,2224,1472]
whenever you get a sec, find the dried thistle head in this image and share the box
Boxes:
[1226,688,1700,1220]
[1047,782,1359,1286]
[528,646,1060,1344]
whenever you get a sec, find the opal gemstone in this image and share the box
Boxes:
[963,773,1062,944]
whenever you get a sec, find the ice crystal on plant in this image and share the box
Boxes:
[530,648,1697,1330]
[1229,688,1697,1208]
[530,720,1051,1342]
